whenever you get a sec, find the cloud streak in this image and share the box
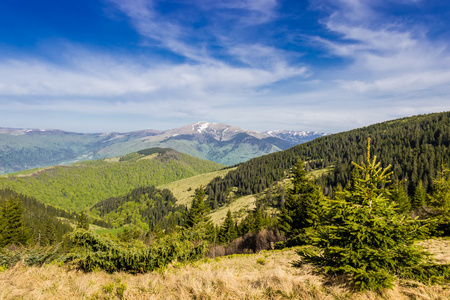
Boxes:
[0,0,449,133]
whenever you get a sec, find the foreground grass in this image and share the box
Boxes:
[1,244,449,300]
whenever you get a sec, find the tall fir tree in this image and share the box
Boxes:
[219,210,238,243]
[429,166,450,235]
[77,211,89,230]
[277,160,323,238]
[429,166,450,214]
[185,186,211,228]
[0,196,28,247]
[238,212,255,235]
[412,180,427,209]
[390,181,411,214]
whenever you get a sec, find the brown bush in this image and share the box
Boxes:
[209,229,285,257]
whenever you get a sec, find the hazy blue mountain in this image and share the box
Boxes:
[0,122,326,173]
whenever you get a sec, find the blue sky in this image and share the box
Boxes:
[0,0,449,133]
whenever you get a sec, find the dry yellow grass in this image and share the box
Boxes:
[209,195,257,225]
[418,238,450,264]
[158,168,235,206]
[1,246,449,300]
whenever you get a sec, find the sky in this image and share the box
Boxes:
[0,0,450,134]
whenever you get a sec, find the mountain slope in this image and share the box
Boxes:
[90,185,186,231]
[205,111,450,206]
[0,123,325,173]
[0,148,223,211]
[0,189,74,246]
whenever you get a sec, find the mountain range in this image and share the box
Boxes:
[0,122,326,174]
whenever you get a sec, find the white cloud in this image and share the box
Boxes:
[197,0,278,25]
[309,0,450,98]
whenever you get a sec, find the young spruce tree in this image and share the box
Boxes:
[295,138,449,291]
[185,186,214,240]
[219,210,238,244]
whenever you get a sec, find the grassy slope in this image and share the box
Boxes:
[0,149,223,212]
[157,168,235,207]
[157,167,258,225]
[1,239,449,299]
[158,163,332,226]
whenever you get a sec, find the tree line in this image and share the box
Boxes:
[206,111,450,207]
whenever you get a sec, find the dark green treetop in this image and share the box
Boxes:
[277,160,323,238]
[0,196,29,247]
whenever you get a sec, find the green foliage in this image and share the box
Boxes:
[206,112,450,206]
[294,139,450,291]
[429,166,450,235]
[77,211,89,230]
[237,212,256,235]
[412,181,427,209]
[66,228,208,273]
[389,181,411,214]
[91,186,185,232]
[117,226,145,243]
[0,189,73,246]
[218,210,238,244]
[0,244,65,269]
[185,186,211,228]
[277,160,323,242]
[0,196,28,247]
[429,166,450,213]
[0,149,223,211]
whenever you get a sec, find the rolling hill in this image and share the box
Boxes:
[0,148,223,211]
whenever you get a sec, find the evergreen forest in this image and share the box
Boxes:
[0,112,449,294]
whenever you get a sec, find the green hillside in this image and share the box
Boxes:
[90,185,186,231]
[206,111,450,205]
[0,189,73,246]
[0,148,224,211]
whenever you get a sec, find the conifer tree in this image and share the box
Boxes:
[238,212,255,235]
[219,210,237,243]
[185,186,211,228]
[254,208,264,232]
[295,139,449,291]
[390,181,411,214]
[429,166,450,214]
[429,166,450,235]
[412,180,427,209]
[277,160,323,238]
[41,219,57,246]
[77,211,89,230]
[0,196,28,247]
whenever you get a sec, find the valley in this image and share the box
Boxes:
[0,111,449,298]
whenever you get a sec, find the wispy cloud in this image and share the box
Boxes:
[0,0,449,133]
[310,0,450,95]
[107,0,284,68]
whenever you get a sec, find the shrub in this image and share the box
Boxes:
[66,228,208,273]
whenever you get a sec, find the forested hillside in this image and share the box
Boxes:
[0,189,73,246]
[0,148,223,211]
[207,112,450,205]
[90,186,186,231]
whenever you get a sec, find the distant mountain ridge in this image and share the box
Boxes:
[0,122,326,173]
